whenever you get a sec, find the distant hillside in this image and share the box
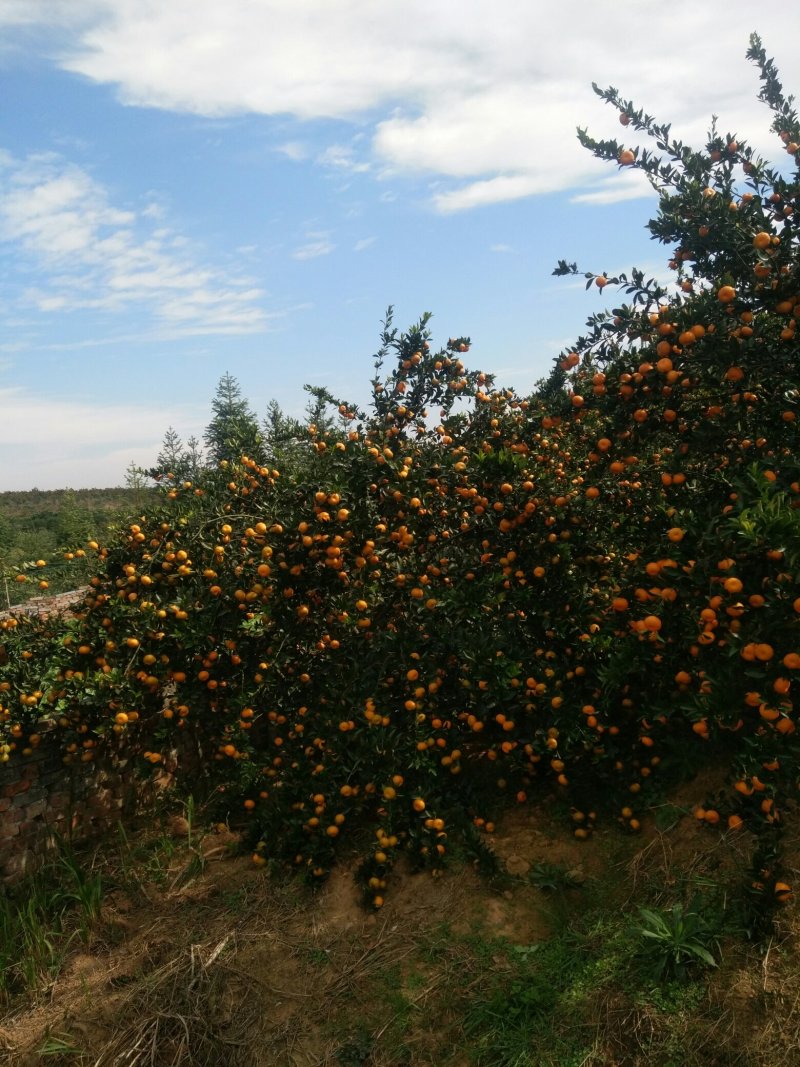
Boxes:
[0,486,151,521]
[0,486,156,607]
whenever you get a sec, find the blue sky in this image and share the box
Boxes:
[0,2,797,490]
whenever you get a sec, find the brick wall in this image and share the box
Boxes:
[0,590,207,882]
[0,588,139,882]
[0,741,137,882]
[1,587,88,621]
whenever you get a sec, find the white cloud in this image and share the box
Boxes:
[433,175,550,214]
[141,199,165,219]
[1,2,798,213]
[0,152,269,334]
[490,244,515,254]
[570,170,657,206]
[354,236,376,252]
[0,386,176,446]
[0,385,206,490]
[292,232,334,260]
[316,143,370,173]
[276,141,309,162]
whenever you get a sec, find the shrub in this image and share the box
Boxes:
[1,35,798,907]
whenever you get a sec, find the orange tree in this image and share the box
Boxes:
[546,33,799,817]
[1,34,798,907]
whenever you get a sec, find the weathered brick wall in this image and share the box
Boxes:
[0,590,207,882]
[0,743,136,882]
[1,587,87,621]
[0,588,139,882]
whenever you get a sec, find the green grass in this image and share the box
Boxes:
[0,823,189,1005]
[317,875,737,1067]
[0,807,791,1066]
[0,867,73,1001]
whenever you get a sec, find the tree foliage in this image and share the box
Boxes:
[1,35,798,908]
[204,372,265,467]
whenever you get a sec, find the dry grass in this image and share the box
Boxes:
[4,799,800,1066]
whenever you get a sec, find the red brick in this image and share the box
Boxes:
[23,799,48,820]
[3,779,31,798]
[0,818,21,840]
[18,819,49,837]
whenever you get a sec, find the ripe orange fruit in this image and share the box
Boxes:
[619,149,635,165]
[717,285,736,304]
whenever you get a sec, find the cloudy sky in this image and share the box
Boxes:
[0,1,797,489]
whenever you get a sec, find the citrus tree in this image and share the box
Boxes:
[1,34,798,909]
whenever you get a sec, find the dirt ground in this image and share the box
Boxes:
[2,789,799,1067]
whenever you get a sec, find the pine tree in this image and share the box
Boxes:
[534,362,568,402]
[155,427,185,477]
[204,372,265,466]
[58,489,90,548]
[262,399,306,467]
[184,436,204,480]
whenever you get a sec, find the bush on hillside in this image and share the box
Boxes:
[1,34,798,907]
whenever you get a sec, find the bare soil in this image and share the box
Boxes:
[2,793,800,1067]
